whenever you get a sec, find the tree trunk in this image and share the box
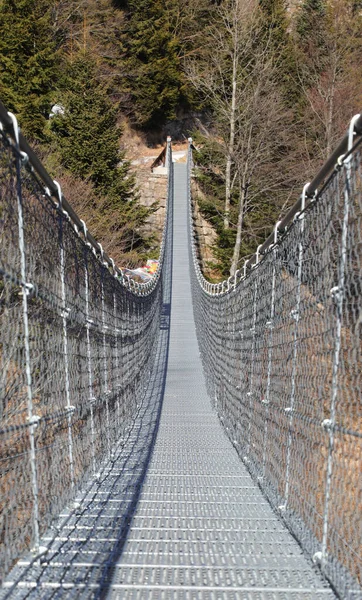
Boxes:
[325,60,337,159]
[230,184,246,276]
[224,43,237,229]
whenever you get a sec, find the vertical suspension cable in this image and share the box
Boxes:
[113,286,121,433]
[59,208,75,489]
[10,113,40,553]
[101,275,111,458]
[245,276,258,460]
[283,186,309,508]
[320,152,352,568]
[262,228,280,478]
[84,249,96,475]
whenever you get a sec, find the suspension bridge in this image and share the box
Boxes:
[0,100,361,599]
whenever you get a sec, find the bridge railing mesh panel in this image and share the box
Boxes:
[0,122,172,581]
[188,140,362,598]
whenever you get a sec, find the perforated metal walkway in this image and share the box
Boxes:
[105,164,335,598]
[1,164,336,599]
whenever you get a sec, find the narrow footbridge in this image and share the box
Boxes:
[0,104,362,599]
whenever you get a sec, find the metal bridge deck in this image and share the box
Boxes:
[105,164,335,598]
[1,164,335,599]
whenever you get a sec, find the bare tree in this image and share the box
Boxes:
[186,0,296,275]
[295,0,362,161]
[186,0,260,229]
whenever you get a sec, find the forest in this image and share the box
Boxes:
[0,0,361,276]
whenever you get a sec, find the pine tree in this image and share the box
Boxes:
[0,0,59,139]
[258,0,298,104]
[296,0,327,59]
[259,0,289,50]
[49,52,153,256]
[121,0,186,130]
[50,53,133,204]
[294,0,362,160]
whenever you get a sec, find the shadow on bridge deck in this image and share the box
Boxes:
[1,295,171,599]
[1,164,337,600]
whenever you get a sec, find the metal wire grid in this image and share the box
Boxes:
[0,125,172,583]
[188,142,362,599]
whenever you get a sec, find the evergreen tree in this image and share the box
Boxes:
[187,1,296,277]
[0,0,59,139]
[294,0,362,160]
[50,52,151,255]
[259,0,289,50]
[259,0,298,104]
[296,0,327,60]
[50,53,133,204]
[121,0,186,130]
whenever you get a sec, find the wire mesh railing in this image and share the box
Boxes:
[0,105,172,582]
[188,120,362,599]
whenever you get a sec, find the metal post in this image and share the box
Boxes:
[9,112,40,554]
[166,136,172,173]
[54,181,75,489]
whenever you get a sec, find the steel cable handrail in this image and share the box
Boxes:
[0,104,173,579]
[188,114,362,294]
[187,121,362,598]
[0,99,171,295]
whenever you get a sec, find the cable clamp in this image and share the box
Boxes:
[313,551,323,565]
[19,282,34,297]
[66,405,76,415]
[330,285,343,303]
[98,243,104,261]
[27,415,41,428]
[20,151,29,165]
[347,113,361,155]
[284,407,293,414]
[337,154,345,168]
[322,418,333,431]
[255,244,263,265]
[293,211,301,222]
[110,258,117,277]
[301,182,310,210]
[31,545,48,558]
[278,504,286,512]
[44,186,51,198]
[290,309,299,321]
[7,112,20,146]
[80,219,88,241]
[273,220,282,247]
[53,180,62,210]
